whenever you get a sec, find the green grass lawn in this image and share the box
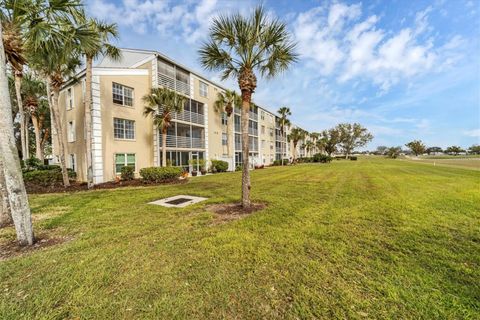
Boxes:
[1,158,479,319]
[404,156,480,170]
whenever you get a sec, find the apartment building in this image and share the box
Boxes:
[55,48,300,183]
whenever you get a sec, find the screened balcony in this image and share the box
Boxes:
[157,58,190,96]
[158,99,204,125]
[159,123,205,149]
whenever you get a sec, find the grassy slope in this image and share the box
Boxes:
[0,158,479,319]
[406,157,480,170]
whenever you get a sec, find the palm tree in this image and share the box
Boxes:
[0,22,34,244]
[143,87,186,167]
[1,0,30,160]
[277,106,291,165]
[214,90,240,156]
[28,9,97,187]
[304,140,315,157]
[21,72,48,160]
[288,127,305,162]
[199,6,297,208]
[82,19,120,188]
[309,132,320,154]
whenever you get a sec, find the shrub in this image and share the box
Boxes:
[139,167,182,183]
[273,159,289,166]
[120,166,135,180]
[37,164,61,171]
[313,153,332,163]
[350,156,358,161]
[334,156,346,160]
[23,167,76,186]
[211,159,228,173]
[25,156,42,169]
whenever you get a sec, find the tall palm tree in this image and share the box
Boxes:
[21,72,48,160]
[277,106,291,165]
[82,19,120,188]
[288,127,305,162]
[200,6,297,208]
[304,140,315,157]
[214,89,240,156]
[0,22,33,245]
[1,0,30,160]
[309,132,320,154]
[143,87,186,167]
[28,9,97,187]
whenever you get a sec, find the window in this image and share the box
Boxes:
[199,81,208,97]
[69,154,76,171]
[114,118,135,140]
[261,140,265,149]
[270,128,274,137]
[222,133,228,146]
[68,121,75,142]
[261,125,265,135]
[66,87,74,110]
[112,82,133,106]
[261,111,265,120]
[115,153,136,174]
[221,112,228,126]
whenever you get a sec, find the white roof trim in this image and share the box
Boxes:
[92,68,149,76]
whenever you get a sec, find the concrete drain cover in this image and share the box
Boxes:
[149,195,207,208]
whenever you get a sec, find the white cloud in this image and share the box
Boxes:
[463,129,480,137]
[293,1,463,91]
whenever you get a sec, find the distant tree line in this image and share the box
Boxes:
[372,141,480,158]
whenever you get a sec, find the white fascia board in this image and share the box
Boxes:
[92,68,149,76]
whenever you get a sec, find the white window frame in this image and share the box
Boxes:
[112,82,134,107]
[114,153,136,174]
[113,118,136,140]
[68,120,76,142]
[66,87,74,110]
[199,81,208,97]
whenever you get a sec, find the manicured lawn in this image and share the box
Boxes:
[1,158,479,319]
[405,157,480,170]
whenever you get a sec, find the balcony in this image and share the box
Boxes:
[249,127,258,136]
[159,107,204,125]
[158,72,190,96]
[160,135,205,149]
[249,111,258,121]
[276,134,284,141]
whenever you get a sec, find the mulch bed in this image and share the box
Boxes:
[207,202,266,224]
[26,178,188,194]
[0,233,73,261]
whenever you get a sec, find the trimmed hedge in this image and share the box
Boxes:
[211,160,229,173]
[139,167,183,182]
[313,153,333,163]
[350,156,358,161]
[273,159,289,166]
[121,166,135,180]
[23,167,76,186]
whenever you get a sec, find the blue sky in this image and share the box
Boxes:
[85,0,480,149]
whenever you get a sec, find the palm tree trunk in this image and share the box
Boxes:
[25,113,30,159]
[281,130,284,166]
[0,29,34,244]
[0,157,12,228]
[85,56,94,188]
[14,71,27,161]
[240,90,251,208]
[48,82,70,187]
[161,128,167,167]
[32,116,43,161]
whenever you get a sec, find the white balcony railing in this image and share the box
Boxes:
[160,135,205,149]
[158,72,190,96]
[159,107,204,125]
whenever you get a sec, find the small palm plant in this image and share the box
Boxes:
[304,140,315,157]
[143,87,186,167]
[199,6,297,208]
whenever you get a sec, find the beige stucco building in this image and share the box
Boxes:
[55,48,302,183]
